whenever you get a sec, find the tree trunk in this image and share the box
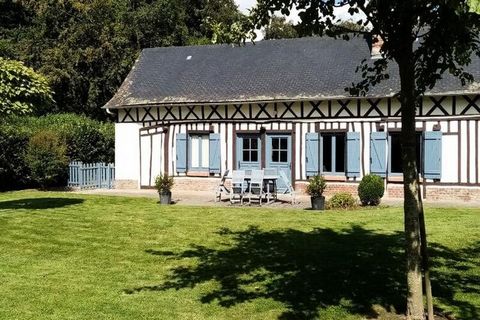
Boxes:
[397,53,425,320]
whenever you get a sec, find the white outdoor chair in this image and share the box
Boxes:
[247,169,265,206]
[278,170,296,204]
[230,170,246,204]
[263,168,278,203]
[215,170,230,202]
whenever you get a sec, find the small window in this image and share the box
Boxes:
[189,134,209,170]
[322,133,345,174]
[241,136,260,163]
[389,132,422,174]
[271,137,288,163]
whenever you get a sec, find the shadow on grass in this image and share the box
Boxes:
[0,198,84,210]
[127,225,479,319]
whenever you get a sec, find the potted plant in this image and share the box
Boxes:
[306,175,327,210]
[154,173,174,205]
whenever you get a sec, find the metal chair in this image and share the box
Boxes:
[215,170,230,202]
[230,170,246,204]
[247,169,265,206]
[278,170,296,204]
[263,168,278,203]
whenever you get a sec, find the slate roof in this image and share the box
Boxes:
[104,36,480,109]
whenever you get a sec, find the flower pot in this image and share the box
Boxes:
[310,196,325,210]
[159,191,172,205]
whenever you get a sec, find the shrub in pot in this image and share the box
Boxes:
[358,174,385,206]
[305,175,327,210]
[154,174,174,205]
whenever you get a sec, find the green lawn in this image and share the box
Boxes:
[0,191,479,320]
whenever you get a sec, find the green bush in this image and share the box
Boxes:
[358,174,385,206]
[305,175,327,197]
[0,113,114,190]
[326,192,357,210]
[25,130,69,189]
[0,126,31,190]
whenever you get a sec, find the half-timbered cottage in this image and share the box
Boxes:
[104,36,480,200]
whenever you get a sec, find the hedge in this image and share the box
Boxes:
[0,113,114,190]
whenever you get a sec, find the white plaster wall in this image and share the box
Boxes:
[441,135,458,183]
[115,123,142,183]
[460,120,468,183]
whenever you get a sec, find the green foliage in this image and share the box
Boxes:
[0,0,245,119]
[326,192,357,210]
[358,174,385,206]
[0,114,114,190]
[264,16,298,40]
[25,130,69,189]
[0,57,53,116]
[305,175,326,198]
[154,173,174,194]
[469,0,480,14]
[0,126,31,190]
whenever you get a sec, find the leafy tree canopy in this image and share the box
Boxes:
[264,16,298,40]
[0,0,244,119]
[0,57,53,116]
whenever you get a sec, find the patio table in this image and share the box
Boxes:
[225,173,278,204]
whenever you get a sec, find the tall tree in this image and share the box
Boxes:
[0,0,245,119]
[0,57,53,116]
[264,16,298,39]
[252,1,479,319]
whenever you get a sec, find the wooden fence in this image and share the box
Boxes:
[68,161,115,189]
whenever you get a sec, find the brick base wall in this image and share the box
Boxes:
[116,177,480,202]
[114,179,138,189]
[295,182,359,197]
[172,177,220,192]
[387,184,480,201]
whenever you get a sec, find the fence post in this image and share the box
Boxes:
[78,162,84,189]
[106,163,111,189]
[96,163,100,188]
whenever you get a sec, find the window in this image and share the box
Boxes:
[242,137,259,162]
[271,137,288,163]
[322,133,345,174]
[189,134,209,170]
[389,132,422,174]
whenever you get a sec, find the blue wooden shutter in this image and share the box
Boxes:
[176,133,187,173]
[370,132,387,177]
[423,131,442,179]
[305,132,319,177]
[209,133,221,174]
[346,132,361,178]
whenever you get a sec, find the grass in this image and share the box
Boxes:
[0,190,479,320]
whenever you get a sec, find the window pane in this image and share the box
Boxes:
[391,134,402,173]
[251,138,258,149]
[272,138,279,149]
[272,151,279,162]
[191,136,200,168]
[280,151,288,162]
[280,138,287,150]
[251,151,258,162]
[201,135,209,168]
[335,134,345,172]
[243,151,250,162]
[243,138,249,149]
[322,135,332,172]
